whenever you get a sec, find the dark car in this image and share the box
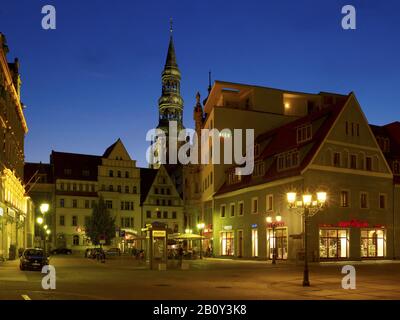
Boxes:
[50,248,72,255]
[20,248,49,271]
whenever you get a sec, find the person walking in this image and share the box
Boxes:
[178,246,184,268]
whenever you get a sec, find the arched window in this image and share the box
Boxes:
[73,235,79,246]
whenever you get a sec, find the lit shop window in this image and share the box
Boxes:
[220,231,234,256]
[267,228,288,260]
[319,229,349,259]
[251,229,258,257]
[361,229,386,258]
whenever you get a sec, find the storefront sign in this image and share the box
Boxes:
[251,224,258,228]
[320,219,369,228]
[223,226,232,230]
[153,230,166,237]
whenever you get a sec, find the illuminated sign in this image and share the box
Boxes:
[320,219,371,228]
[251,224,258,228]
[223,226,232,230]
[153,230,166,237]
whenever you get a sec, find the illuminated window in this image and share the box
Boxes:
[220,231,234,256]
[251,229,258,257]
[319,229,349,259]
[361,229,386,257]
[340,191,349,208]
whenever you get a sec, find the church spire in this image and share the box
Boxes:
[164,18,178,69]
[157,19,184,131]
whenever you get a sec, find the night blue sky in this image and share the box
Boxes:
[1,0,399,167]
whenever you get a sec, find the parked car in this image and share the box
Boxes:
[106,247,121,257]
[50,248,72,255]
[20,248,49,271]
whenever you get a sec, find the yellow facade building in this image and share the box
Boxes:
[0,33,34,260]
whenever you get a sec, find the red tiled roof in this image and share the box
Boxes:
[216,96,350,195]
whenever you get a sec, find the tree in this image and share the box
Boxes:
[85,196,116,246]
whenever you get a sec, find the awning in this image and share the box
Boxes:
[169,233,206,240]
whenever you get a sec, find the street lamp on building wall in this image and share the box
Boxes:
[197,222,205,259]
[286,191,327,287]
[266,214,282,265]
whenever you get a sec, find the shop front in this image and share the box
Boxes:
[361,228,386,258]
[318,220,387,260]
[319,228,349,259]
[267,227,288,260]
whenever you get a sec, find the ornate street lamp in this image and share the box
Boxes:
[266,214,282,265]
[286,191,327,286]
[197,222,205,259]
[40,203,49,215]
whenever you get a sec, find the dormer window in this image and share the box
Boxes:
[297,124,312,144]
[277,150,299,171]
[253,161,265,177]
[82,170,90,177]
[254,144,260,158]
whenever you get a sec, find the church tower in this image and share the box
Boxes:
[157,21,184,138]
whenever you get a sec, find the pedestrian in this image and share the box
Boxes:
[178,246,184,267]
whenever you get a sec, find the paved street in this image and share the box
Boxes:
[1,255,400,300]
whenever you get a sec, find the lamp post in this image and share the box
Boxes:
[287,191,327,286]
[36,216,44,251]
[38,203,49,255]
[197,223,205,259]
[266,214,282,264]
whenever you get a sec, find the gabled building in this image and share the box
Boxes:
[191,83,395,261]
[25,139,141,252]
[140,165,184,235]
